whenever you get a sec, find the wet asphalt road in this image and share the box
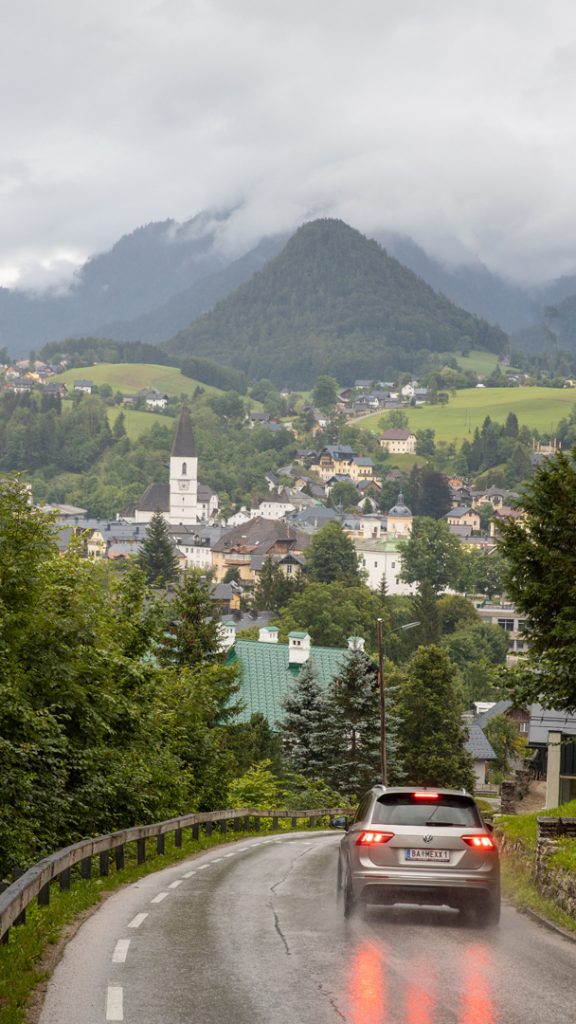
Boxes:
[39,832,576,1024]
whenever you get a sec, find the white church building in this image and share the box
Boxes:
[124,407,218,526]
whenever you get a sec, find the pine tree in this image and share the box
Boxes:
[136,509,180,586]
[393,645,475,791]
[280,658,326,778]
[411,582,441,645]
[160,568,222,667]
[319,649,380,796]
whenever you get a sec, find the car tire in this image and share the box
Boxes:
[477,897,501,927]
[343,863,356,919]
[336,857,343,898]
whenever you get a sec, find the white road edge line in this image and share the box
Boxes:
[128,913,148,929]
[106,985,124,1021]
[151,892,169,904]
[112,939,131,964]
[168,880,183,889]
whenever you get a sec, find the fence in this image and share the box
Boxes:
[0,805,345,944]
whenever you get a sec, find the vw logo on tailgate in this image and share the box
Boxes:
[423,834,433,843]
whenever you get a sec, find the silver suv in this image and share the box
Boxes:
[337,785,500,925]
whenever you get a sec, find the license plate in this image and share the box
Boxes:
[404,848,450,863]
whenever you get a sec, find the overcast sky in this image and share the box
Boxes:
[3,0,576,289]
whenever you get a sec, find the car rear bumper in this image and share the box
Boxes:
[353,868,499,906]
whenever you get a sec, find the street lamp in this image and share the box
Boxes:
[376,618,420,786]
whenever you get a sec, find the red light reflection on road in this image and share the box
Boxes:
[459,944,496,1024]
[349,943,386,1024]
[405,962,436,1024]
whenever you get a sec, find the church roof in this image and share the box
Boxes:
[171,407,197,458]
[137,482,169,512]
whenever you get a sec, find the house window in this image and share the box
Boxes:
[182,462,187,475]
[391,561,395,568]
[374,561,378,568]
[286,564,293,574]
[497,618,515,631]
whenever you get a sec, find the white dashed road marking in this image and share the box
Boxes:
[112,939,131,964]
[106,985,124,1021]
[168,880,183,889]
[198,864,210,870]
[128,913,148,929]
[183,870,196,878]
[151,892,169,904]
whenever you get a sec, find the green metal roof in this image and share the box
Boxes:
[227,640,348,725]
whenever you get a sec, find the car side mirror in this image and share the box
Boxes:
[330,815,348,830]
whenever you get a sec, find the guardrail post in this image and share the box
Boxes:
[12,869,26,926]
[115,845,125,870]
[244,815,250,832]
[291,817,297,829]
[37,881,50,907]
[219,818,227,834]
[192,824,199,841]
[272,816,279,831]
[175,828,182,848]
[234,817,242,832]
[156,834,165,856]
[59,868,71,891]
[137,839,146,864]
[99,851,109,877]
[309,816,316,829]
[205,822,213,837]
[81,857,92,880]
[254,817,260,832]
[0,882,9,943]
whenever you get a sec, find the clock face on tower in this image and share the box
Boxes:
[178,480,190,491]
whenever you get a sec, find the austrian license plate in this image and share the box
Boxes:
[404,848,450,863]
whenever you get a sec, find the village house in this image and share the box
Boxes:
[379,428,417,455]
[210,517,304,584]
[73,379,95,394]
[445,506,481,532]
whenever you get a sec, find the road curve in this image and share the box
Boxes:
[39,832,576,1024]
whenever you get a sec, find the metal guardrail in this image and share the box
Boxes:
[0,805,346,943]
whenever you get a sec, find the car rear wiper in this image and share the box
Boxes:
[424,821,463,827]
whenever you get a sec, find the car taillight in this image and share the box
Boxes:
[412,792,439,800]
[356,831,395,846]
[461,834,496,850]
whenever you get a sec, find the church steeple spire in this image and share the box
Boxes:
[171,406,197,457]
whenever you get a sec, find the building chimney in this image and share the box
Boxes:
[347,636,365,652]
[218,620,236,652]
[259,626,279,644]
[288,632,311,664]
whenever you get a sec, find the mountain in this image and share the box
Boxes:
[375,232,536,333]
[165,218,508,387]
[95,235,286,342]
[0,210,245,356]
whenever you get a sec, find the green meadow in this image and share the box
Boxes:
[357,387,576,445]
[54,362,223,398]
[106,407,170,439]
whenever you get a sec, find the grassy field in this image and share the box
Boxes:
[54,363,223,398]
[452,350,501,376]
[357,387,576,445]
[106,407,171,439]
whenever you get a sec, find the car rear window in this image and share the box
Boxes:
[372,794,481,827]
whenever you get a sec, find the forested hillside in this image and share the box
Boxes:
[166,219,508,387]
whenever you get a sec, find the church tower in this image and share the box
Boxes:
[169,407,199,524]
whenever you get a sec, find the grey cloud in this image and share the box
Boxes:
[1,1,576,288]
